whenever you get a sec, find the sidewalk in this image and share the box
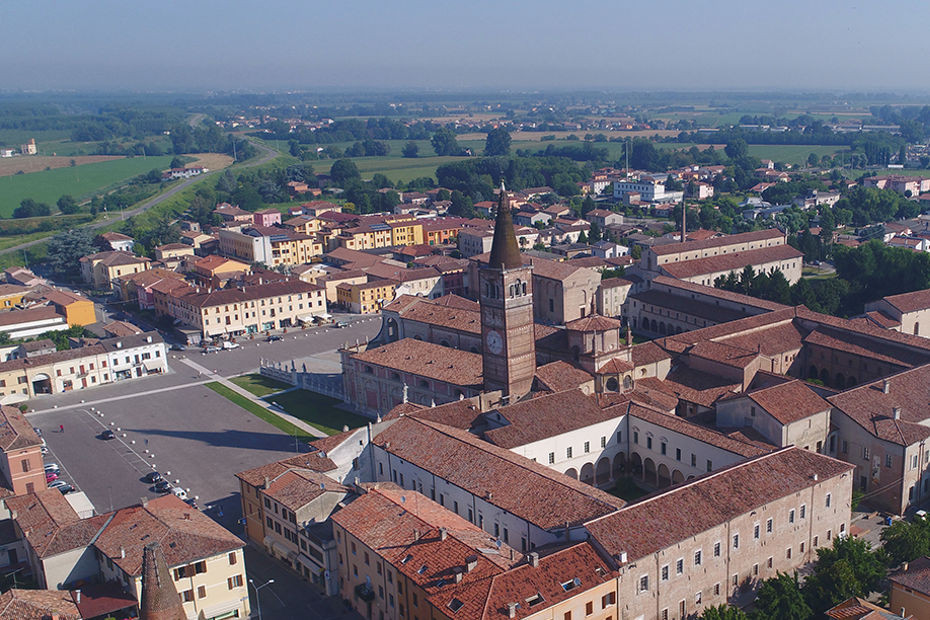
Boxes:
[180,358,330,439]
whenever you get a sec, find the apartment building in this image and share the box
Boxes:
[336,278,397,314]
[865,288,930,337]
[157,279,326,340]
[0,405,47,496]
[0,331,167,403]
[79,251,151,290]
[218,225,323,267]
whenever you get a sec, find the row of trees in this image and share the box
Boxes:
[434,155,589,200]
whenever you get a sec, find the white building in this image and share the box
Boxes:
[614,179,684,203]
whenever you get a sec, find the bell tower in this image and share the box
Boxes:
[479,184,536,400]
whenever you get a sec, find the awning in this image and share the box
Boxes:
[298,315,316,323]
[143,362,162,372]
[296,553,324,576]
[263,536,297,561]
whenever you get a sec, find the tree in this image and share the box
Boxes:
[330,159,361,187]
[751,572,811,620]
[725,138,749,160]
[881,515,930,565]
[56,195,79,215]
[802,537,886,614]
[46,228,96,277]
[169,156,185,169]
[402,141,419,158]
[699,605,749,620]
[431,128,462,156]
[13,198,51,219]
[581,195,596,215]
[577,231,588,244]
[588,222,602,242]
[807,152,820,167]
[449,190,475,218]
[484,128,512,157]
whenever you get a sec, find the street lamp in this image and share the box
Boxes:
[249,578,274,620]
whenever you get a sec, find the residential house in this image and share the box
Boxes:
[79,252,151,290]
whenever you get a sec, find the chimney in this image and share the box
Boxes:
[439,527,447,541]
[116,341,122,349]
[893,407,902,420]
[453,567,463,583]
[414,529,421,541]
[120,546,125,559]
[146,335,152,343]
[507,602,519,618]
[626,324,632,347]
[75,589,81,604]
[883,379,891,394]
[264,476,270,489]
[141,496,148,507]
[465,554,478,572]
[812,473,818,481]
[903,561,909,572]
[528,552,539,568]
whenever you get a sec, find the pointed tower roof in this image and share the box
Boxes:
[487,183,523,270]
[140,542,186,620]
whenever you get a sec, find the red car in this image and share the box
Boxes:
[46,472,59,483]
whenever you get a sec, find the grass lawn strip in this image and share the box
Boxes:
[263,389,368,436]
[229,373,292,397]
[205,381,313,442]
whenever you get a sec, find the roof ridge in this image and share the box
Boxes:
[412,418,621,511]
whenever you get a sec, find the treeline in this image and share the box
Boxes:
[258,117,436,144]
[516,142,609,162]
[435,156,589,200]
[716,240,930,317]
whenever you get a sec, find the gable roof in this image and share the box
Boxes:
[744,380,831,425]
[483,390,617,449]
[350,339,483,388]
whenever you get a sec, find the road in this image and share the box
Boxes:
[0,137,279,257]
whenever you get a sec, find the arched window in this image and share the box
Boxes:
[522,282,527,295]
[623,375,632,390]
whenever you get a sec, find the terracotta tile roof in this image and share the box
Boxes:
[596,358,633,374]
[687,340,760,369]
[0,405,42,450]
[631,288,759,324]
[889,555,930,595]
[585,447,853,561]
[325,247,386,268]
[0,306,63,327]
[660,245,803,280]
[745,380,831,425]
[480,543,615,620]
[367,263,442,283]
[262,469,348,512]
[651,229,784,256]
[0,588,80,620]
[6,490,108,559]
[626,402,769,458]
[825,596,902,620]
[527,257,593,281]
[351,339,483,388]
[794,306,930,352]
[718,321,806,356]
[332,485,521,619]
[647,271,789,311]
[373,418,624,529]
[883,288,930,314]
[803,326,930,368]
[94,494,244,576]
[181,279,320,308]
[630,341,672,366]
[599,277,633,290]
[829,367,930,446]
[636,369,740,408]
[864,310,901,329]
[534,361,593,393]
[483,389,617,449]
[80,251,150,267]
[565,314,622,332]
[192,254,247,271]
[235,452,337,487]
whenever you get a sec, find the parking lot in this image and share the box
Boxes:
[23,315,381,619]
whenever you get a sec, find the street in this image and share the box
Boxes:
[25,315,380,619]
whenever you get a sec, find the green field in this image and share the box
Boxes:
[0,155,173,217]
[205,381,314,441]
[746,145,845,165]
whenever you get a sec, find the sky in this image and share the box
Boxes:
[2,0,928,93]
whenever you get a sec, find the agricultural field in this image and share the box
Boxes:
[0,155,122,177]
[746,145,846,165]
[0,155,173,217]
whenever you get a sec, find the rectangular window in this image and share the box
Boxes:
[786,547,792,559]
[586,601,593,616]
[767,518,773,533]
[197,585,206,598]
[600,436,606,449]
[228,552,237,565]
[633,431,639,444]
[706,459,713,472]
[886,454,893,468]
[714,583,720,596]
[583,441,590,453]
[661,565,669,581]
[753,564,759,577]
[639,575,648,592]
[863,447,869,460]
[660,442,667,455]
[713,542,720,557]
[694,550,702,566]
[800,542,805,553]
[20,459,28,473]
[754,524,760,539]
[676,558,683,574]
[647,437,652,450]
[566,446,573,458]
[732,534,739,549]
[695,591,702,605]
[800,504,806,519]
[691,454,697,467]
[676,448,681,461]
[789,509,795,524]
[182,590,194,602]
[825,493,831,508]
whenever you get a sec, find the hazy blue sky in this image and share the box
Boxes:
[2,0,926,92]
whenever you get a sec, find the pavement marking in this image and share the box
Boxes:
[42,442,81,495]
[76,408,156,477]
[28,379,215,415]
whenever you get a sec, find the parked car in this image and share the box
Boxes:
[334,321,349,328]
[44,463,60,473]
[266,335,282,342]
[172,487,188,501]
[222,341,239,350]
[169,343,187,351]
[204,345,221,353]
[154,480,172,493]
[45,472,58,483]
[40,446,48,455]
[55,484,74,494]
[47,480,69,490]
[143,471,163,484]
[184,497,199,509]
[100,429,115,440]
